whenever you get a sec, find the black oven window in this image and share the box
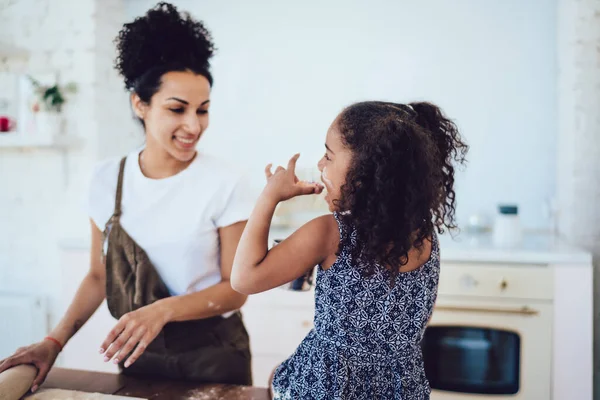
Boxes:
[421,326,520,395]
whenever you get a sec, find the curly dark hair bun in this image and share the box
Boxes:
[336,101,468,276]
[114,2,215,92]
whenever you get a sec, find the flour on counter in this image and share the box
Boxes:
[184,386,260,400]
[26,388,146,400]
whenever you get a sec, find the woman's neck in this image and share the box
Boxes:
[139,146,196,179]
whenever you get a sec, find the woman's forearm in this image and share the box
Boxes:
[49,273,106,346]
[156,281,247,323]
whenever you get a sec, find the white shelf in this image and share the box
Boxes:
[0,132,82,149]
[0,41,28,58]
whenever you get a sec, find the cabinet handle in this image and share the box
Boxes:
[500,278,508,290]
[301,320,312,328]
[435,305,538,316]
[460,274,478,288]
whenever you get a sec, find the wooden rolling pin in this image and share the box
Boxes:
[0,365,36,400]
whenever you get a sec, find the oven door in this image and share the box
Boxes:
[423,298,552,400]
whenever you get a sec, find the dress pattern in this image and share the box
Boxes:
[272,212,440,399]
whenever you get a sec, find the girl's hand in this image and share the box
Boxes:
[99,302,171,368]
[264,154,324,202]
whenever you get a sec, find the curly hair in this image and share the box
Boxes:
[335,101,468,276]
[113,2,215,101]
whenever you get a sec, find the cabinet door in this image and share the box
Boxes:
[244,307,315,356]
[59,249,119,373]
[251,354,287,388]
[242,288,316,387]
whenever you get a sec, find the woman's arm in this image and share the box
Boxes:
[100,221,249,367]
[0,220,107,392]
[231,154,335,295]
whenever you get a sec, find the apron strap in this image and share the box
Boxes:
[112,157,127,220]
[101,156,127,264]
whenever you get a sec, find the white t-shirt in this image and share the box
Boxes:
[87,149,257,296]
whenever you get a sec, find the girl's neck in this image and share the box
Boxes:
[139,146,196,179]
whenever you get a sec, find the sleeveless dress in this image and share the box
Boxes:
[271,212,440,399]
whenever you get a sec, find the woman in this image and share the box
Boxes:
[0,2,254,392]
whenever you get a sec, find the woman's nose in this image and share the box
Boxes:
[184,115,202,135]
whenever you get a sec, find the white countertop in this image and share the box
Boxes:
[59,228,593,266]
[269,227,593,265]
[436,232,592,265]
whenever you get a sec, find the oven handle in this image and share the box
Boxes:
[434,305,539,316]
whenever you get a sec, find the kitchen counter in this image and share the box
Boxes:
[269,228,593,265]
[435,231,593,264]
[60,227,592,266]
[41,368,269,400]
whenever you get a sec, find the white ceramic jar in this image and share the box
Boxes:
[493,204,523,248]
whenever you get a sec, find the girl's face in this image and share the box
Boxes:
[132,70,211,163]
[317,118,353,212]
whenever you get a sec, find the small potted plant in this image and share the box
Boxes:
[28,76,76,142]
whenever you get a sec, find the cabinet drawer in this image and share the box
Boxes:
[251,354,286,388]
[243,307,314,356]
[244,287,315,308]
[439,263,553,300]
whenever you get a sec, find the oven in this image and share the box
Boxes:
[423,263,553,399]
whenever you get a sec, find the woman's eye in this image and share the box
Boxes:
[169,108,184,114]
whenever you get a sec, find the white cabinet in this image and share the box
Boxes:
[241,288,315,387]
[241,237,593,398]
[58,232,593,398]
[58,246,119,373]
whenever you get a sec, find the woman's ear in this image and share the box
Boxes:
[131,93,147,120]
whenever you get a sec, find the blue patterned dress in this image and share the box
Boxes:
[271,212,440,399]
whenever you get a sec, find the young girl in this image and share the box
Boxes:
[231,101,468,399]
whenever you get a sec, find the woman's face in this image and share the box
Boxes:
[317,118,353,212]
[132,70,211,162]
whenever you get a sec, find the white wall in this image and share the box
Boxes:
[557,0,600,396]
[0,0,138,333]
[0,0,560,356]
[126,0,558,230]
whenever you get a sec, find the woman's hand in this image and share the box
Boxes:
[99,301,171,368]
[264,154,324,203]
[0,339,61,392]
